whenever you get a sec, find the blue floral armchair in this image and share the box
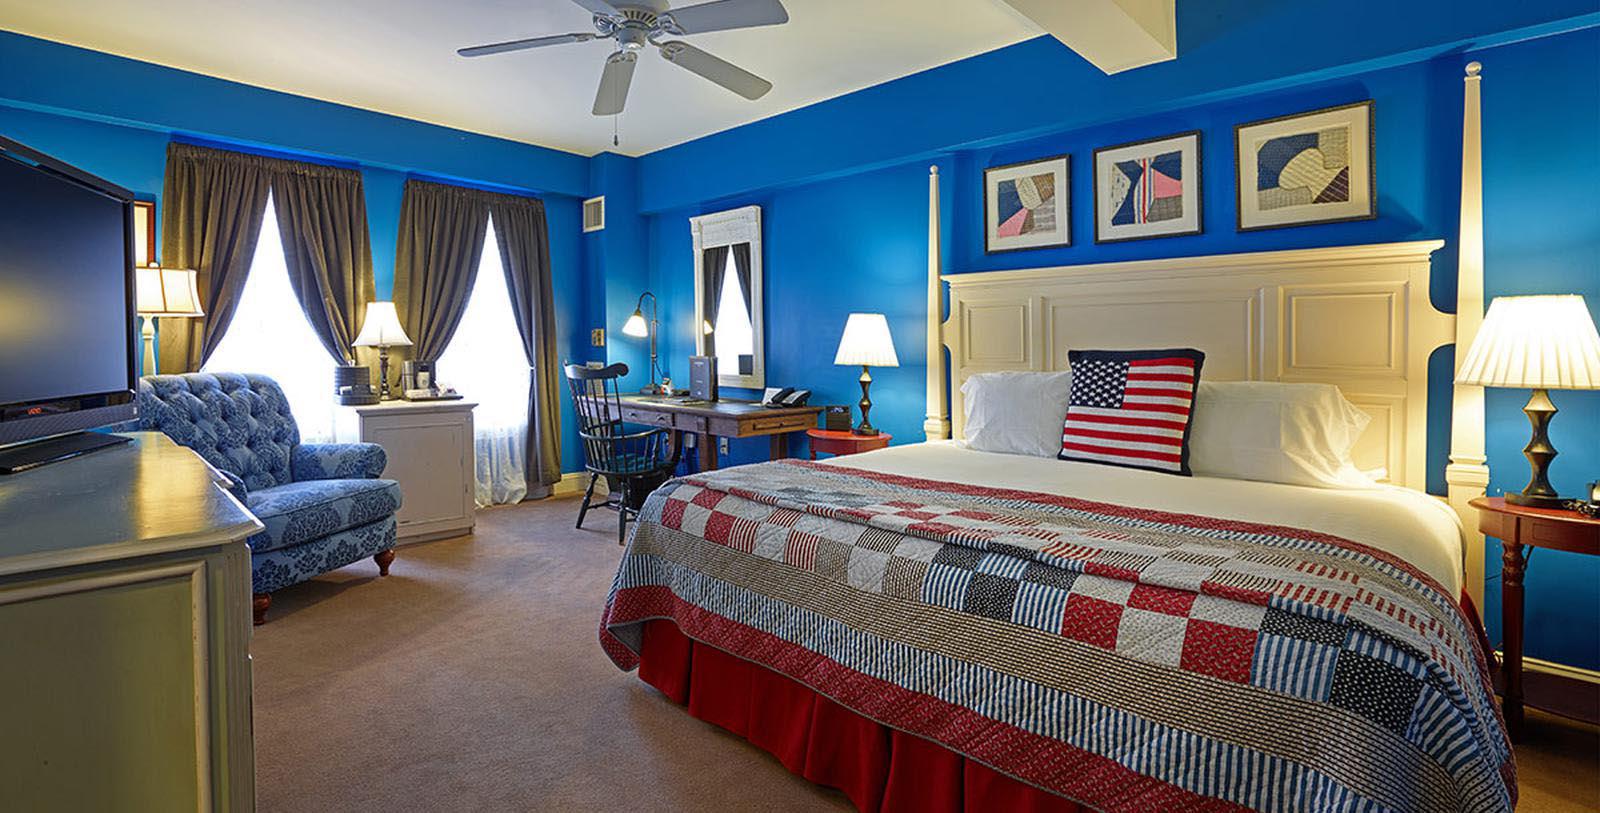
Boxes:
[135,373,402,624]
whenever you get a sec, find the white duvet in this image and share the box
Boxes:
[818,441,1466,595]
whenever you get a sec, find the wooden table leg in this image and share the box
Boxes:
[700,431,718,471]
[770,434,787,460]
[1501,539,1526,741]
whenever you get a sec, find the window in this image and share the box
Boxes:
[204,194,338,442]
[436,217,530,506]
[711,252,754,376]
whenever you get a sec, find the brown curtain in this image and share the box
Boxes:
[700,245,730,357]
[272,161,375,364]
[157,143,273,372]
[486,194,561,489]
[731,242,753,316]
[391,180,489,363]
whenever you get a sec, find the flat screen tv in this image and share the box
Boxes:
[0,135,138,452]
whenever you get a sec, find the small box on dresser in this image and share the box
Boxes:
[352,400,477,544]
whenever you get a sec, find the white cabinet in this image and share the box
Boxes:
[353,400,477,544]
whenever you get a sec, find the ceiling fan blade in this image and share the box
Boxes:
[592,51,638,116]
[658,41,772,100]
[660,0,788,34]
[570,0,622,14]
[458,32,595,57]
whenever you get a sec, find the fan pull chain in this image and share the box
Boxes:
[613,113,619,147]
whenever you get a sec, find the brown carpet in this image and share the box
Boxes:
[252,497,1598,812]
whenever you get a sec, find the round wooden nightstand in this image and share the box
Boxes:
[807,428,891,459]
[1469,495,1600,741]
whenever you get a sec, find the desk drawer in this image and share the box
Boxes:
[745,415,813,435]
[621,407,674,428]
[675,414,707,433]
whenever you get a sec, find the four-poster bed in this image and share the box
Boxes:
[600,64,1509,812]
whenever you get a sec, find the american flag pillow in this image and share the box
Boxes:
[1058,348,1206,475]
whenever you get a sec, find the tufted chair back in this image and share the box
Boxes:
[137,373,301,492]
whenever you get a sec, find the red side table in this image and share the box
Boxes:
[1470,495,1600,741]
[807,428,891,459]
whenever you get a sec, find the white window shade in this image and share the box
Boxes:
[203,194,338,442]
[436,217,531,506]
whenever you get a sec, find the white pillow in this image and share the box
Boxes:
[961,371,1072,458]
[1188,381,1376,489]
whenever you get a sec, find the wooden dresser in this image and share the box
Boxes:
[352,399,477,543]
[0,432,261,812]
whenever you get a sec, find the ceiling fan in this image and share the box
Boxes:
[458,0,789,116]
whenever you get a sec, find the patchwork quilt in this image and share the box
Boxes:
[600,460,1514,813]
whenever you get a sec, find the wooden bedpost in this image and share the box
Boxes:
[1447,61,1490,609]
[924,164,951,441]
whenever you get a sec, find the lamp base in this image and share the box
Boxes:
[853,366,878,435]
[1509,388,1564,509]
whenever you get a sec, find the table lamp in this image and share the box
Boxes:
[1456,294,1600,508]
[353,301,413,401]
[134,263,204,376]
[833,313,898,435]
[621,290,665,395]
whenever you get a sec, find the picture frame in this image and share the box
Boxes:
[1235,100,1375,231]
[1093,131,1202,243]
[984,154,1070,253]
[132,199,157,267]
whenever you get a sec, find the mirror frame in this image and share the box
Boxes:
[691,205,765,390]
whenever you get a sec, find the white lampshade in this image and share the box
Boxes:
[834,313,899,368]
[1456,295,1600,390]
[353,301,413,348]
[622,309,649,338]
[135,265,204,317]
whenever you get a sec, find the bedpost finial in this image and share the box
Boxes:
[1465,61,1481,77]
[929,164,939,176]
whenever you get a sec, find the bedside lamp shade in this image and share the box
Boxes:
[135,265,204,317]
[833,313,899,368]
[353,301,413,348]
[1455,294,1600,509]
[1456,295,1600,389]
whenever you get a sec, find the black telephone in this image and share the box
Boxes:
[761,387,812,408]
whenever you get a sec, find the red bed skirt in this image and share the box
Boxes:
[636,619,1084,813]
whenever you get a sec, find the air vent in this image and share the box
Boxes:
[582,196,605,232]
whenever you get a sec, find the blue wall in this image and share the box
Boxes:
[0,31,600,473]
[640,26,1600,670]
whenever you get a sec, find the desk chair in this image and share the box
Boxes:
[565,363,681,543]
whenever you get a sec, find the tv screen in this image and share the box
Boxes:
[0,137,136,447]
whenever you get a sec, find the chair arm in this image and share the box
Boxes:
[291,442,388,481]
[216,468,250,502]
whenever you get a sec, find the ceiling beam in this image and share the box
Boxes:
[999,0,1176,74]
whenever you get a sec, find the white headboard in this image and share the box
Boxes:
[921,64,1491,604]
[941,241,1446,490]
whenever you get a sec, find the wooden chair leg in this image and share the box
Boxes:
[375,549,396,576]
[618,480,630,546]
[253,593,270,626]
[576,472,599,529]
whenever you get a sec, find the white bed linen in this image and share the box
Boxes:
[819,441,1465,595]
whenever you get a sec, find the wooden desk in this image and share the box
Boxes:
[617,395,821,470]
[1470,495,1600,741]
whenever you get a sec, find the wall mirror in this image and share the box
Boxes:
[691,205,764,390]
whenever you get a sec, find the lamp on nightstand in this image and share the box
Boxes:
[134,263,204,376]
[833,313,899,436]
[353,301,413,401]
[1456,294,1600,508]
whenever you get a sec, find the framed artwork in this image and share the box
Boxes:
[1093,131,1202,243]
[133,199,156,267]
[1235,100,1374,231]
[984,154,1069,253]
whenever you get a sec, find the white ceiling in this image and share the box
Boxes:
[0,0,1043,156]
